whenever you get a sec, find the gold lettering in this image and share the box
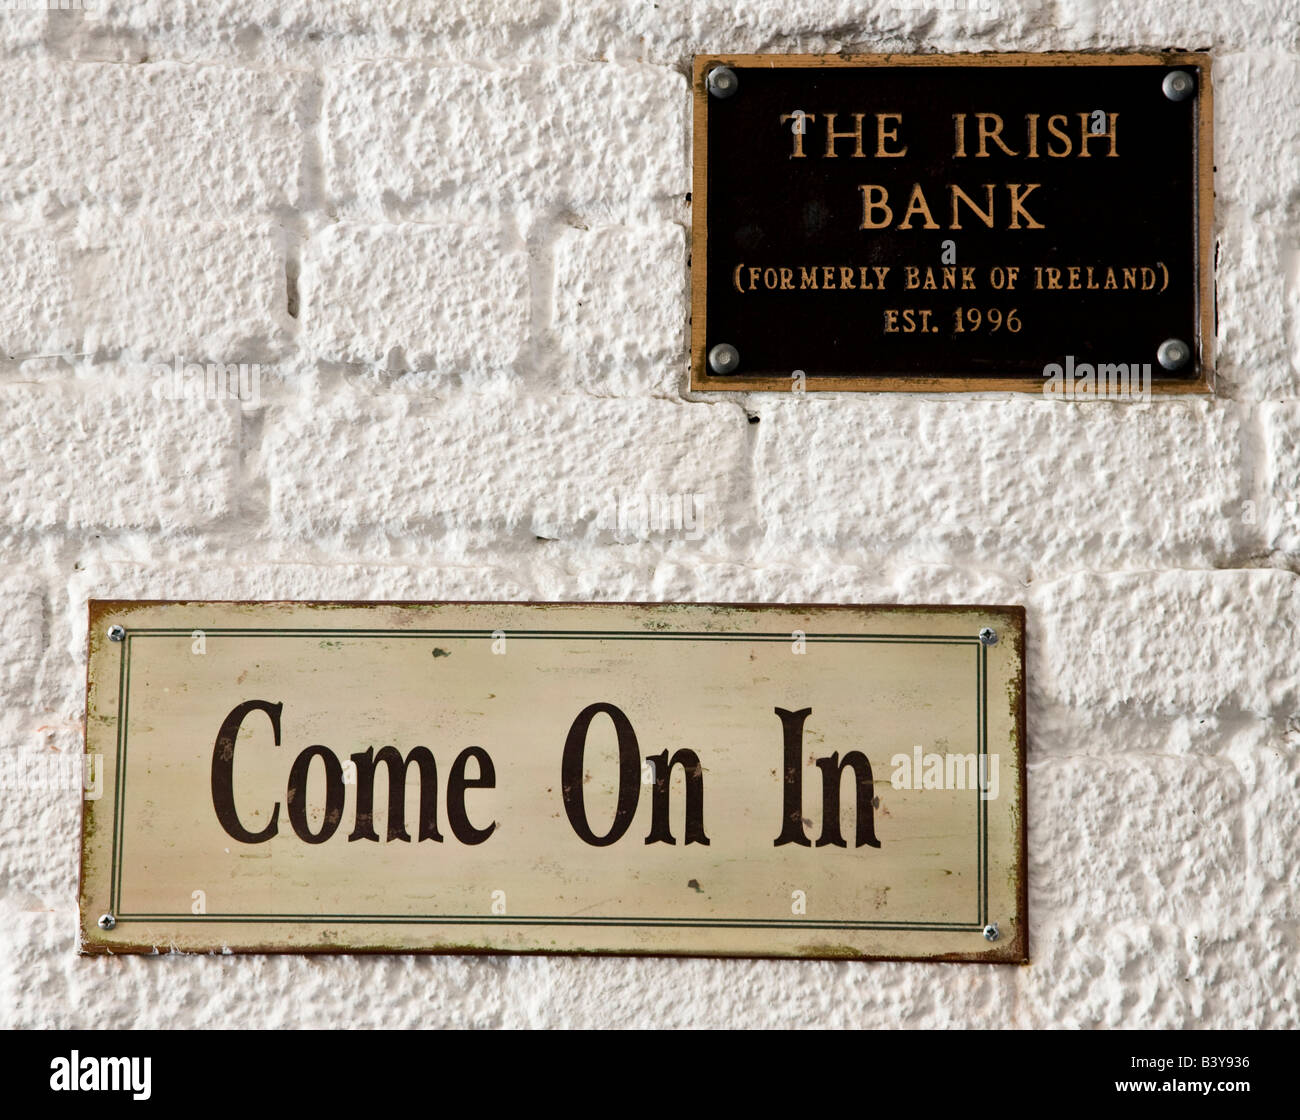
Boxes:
[779,267,794,290]
[1078,111,1119,157]
[898,183,939,230]
[824,112,866,157]
[876,113,907,157]
[1006,184,1044,229]
[859,185,893,229]
[952,113,967,158]
[1046,115,1072,157]
[1025,113,1040,158]
[839,266,856,289]
[949,184,996,229]
[975,113,1018,157]
[780,113,815,158]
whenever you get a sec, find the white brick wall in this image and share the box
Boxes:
[0,61,307,217]
[299,222,530,369]
[1,1,1297,1029]
[2,217,289,359]
[325,62,687,219]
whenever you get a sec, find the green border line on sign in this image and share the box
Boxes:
[107,628,988,933]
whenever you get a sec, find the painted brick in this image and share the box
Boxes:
[754,398,1254,575]
[325,62,687,219]
[0,60,307,218]
[552,223,687,395]
[300,222,528,371]
[1031,569,1300,717]
[263,391,753,550]
[0,385,240,533]
[2,218,288,360]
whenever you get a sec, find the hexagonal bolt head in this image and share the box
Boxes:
[983,922,999,942]
[708,343,740,374]
[1157,338,1192,371]
[978,627,998,646]
[1162,70,1195,102]
[707,66,739,99]
[107,625,125,642]
[97,914,116,931]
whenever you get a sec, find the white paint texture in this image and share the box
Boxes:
[1,1,1298,1029]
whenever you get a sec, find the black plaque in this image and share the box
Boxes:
[691,54,1212,392]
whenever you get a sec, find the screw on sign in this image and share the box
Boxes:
[1157,338,1192,371]
[707,66,738,99]
[1162,69,1195,101]
[708,343,740,374]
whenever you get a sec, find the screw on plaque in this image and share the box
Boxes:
[979,627,998,646]
[1157,338,1192,371]
[708,343,740,374]
[98,914,116,930]
[107,625,125,642]
[1162,70,1195,102]
[983,922,999,942]
[707,66,738,99]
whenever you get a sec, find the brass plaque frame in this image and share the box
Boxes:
[80,600,1027,962]
[689,52,1215,394]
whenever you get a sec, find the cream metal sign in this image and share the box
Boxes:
[80,601,1027,962]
